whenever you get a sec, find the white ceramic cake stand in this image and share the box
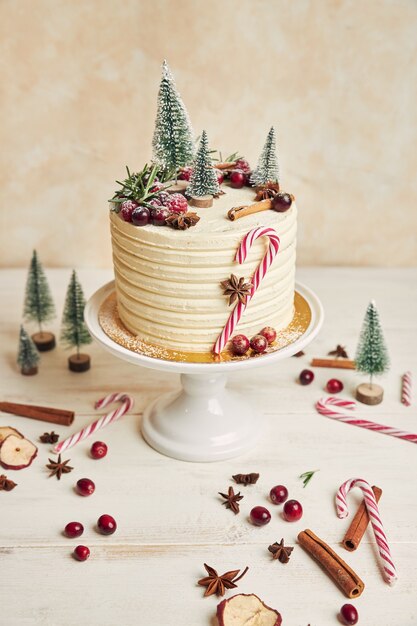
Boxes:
[85,281,323,462]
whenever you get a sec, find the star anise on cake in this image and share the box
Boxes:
[197,563,249,597]
[39,431,60,444]
[220,274,253,306]
[254,182,280,201]
[218,486,244,514]
[268,539,294,564]
[46,454,73,480]
[328,344,349,359]
[166,212,200,230]
[0,474,17,491]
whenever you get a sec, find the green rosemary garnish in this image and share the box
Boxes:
[299,469,319,488]
[109,163,173,211]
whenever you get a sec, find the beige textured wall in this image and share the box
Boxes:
[1,0,416,268]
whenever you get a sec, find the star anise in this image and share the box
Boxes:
[268,539,294,563]
[292,350,305,358]
[218,486,244,514]
[0,474,17,491]
[39,431,60,444]
[197,563,249,597]
[232,472,260,486]
[46,454,73,480]
[254,182,280,201]
[166,212,200,230]
[328,344,349,359]
[220,274,253,306]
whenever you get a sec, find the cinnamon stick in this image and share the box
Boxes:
[0,402,74,426]
[343,486,382,551]
[214,161,237,171]
[298,529,365,598]
[228,199,272,221]
[311,358,356,370]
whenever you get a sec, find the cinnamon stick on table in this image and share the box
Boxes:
[310,358,356,370]
[0,402,74,427]
[343,486,382,552]
[298,529,365,598]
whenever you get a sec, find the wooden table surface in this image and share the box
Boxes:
[1,268,416,626]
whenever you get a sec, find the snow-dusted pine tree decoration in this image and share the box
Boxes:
[152,60,195,173]
[355,300,390,384]
[17,326,39,375]
[60,271,92,355]
[250,127,279,187]
[23,250,55,330]
[186,130,220,198]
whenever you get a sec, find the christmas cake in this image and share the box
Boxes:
[108,62,297,357]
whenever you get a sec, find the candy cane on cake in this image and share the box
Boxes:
[316,396,417,444]
[401,371,412,406]
[336,477,398,585]
[54,393,134,453]
[213,226,280,354]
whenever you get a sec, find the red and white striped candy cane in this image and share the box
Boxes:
[336,478,397,585]
[316,396,417,444]
[54,393,134,453]
[213,226,280,354]
[401,371,412,406]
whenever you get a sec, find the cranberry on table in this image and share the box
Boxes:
[271,192,292,212]
[250,506,271,526]
[270,485,288,505]
[340,604,359,625]
[326,378,344,394]
[250,334,268,354]
[151,207,170,226]
[299,369,314,385]
[73,545,90,561]
[231,334,250,356]
[76,478,95,496]
[283,499,303,522]
[260,326,277,344]
[64,521,84,538]
[131,207,150,227]
[229,170,246,189]
[90,441,108,460]
[97,514,117,535]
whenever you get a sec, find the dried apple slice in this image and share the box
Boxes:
[0,435,37,470]
[0,426,24,445]
[217,594,282,626]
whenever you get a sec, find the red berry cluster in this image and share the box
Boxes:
[120,191,189,228]
[231,326,277,357]
[67,514,117,561]
[249,483,303,526]
[299,369,344,393]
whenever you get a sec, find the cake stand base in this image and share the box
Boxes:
[141,373,262,462]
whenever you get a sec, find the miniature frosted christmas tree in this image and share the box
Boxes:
[250,127,280,187]
[186,130,220,206]
[17,325,40,376]
[60,271,92,372]
[355,300,389,405]
[23,250,56,351]
[152,60,195,175]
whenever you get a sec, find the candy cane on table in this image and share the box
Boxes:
[213,226,280,354]
[54,393,134,453]
[401,371,412,406]
[316,396,417,444]
[336,477,397,585]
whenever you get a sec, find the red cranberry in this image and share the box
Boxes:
[270,485,288,505]
[64,521,84,538]
[73,545,90,561]
[250,506,271,526]
[120,200,139,222]
[299,369,314,385]
[260,326,277,344]
[340,604,358,625]
[90,441,108,460]
[76,478,95,497]
[97,514,117,535]
[250,334,268,354]
[271,192,292,212]
[230,170,246,189]
[234,158,251,174]
[178,166,193,181]
[151,207,170,226]
[283,499,303,522]
[326,378,344,394]
[150,182,164,193]
[131,207,150,226]
[148,198,162,208]
[156,191,170,206]
[214,168,224,185]
[231,334,250,356]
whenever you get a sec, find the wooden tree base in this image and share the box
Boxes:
[68,353,91,373]
[356,383,384,405]
[166,180,188,194]
[21,365,38,376]
[32,331,56,352]
[189,195,213,208]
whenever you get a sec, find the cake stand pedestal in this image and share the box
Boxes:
[85,282,323,462]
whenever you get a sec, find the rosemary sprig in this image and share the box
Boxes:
[299,469,319,488]
[109,163,164,210]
